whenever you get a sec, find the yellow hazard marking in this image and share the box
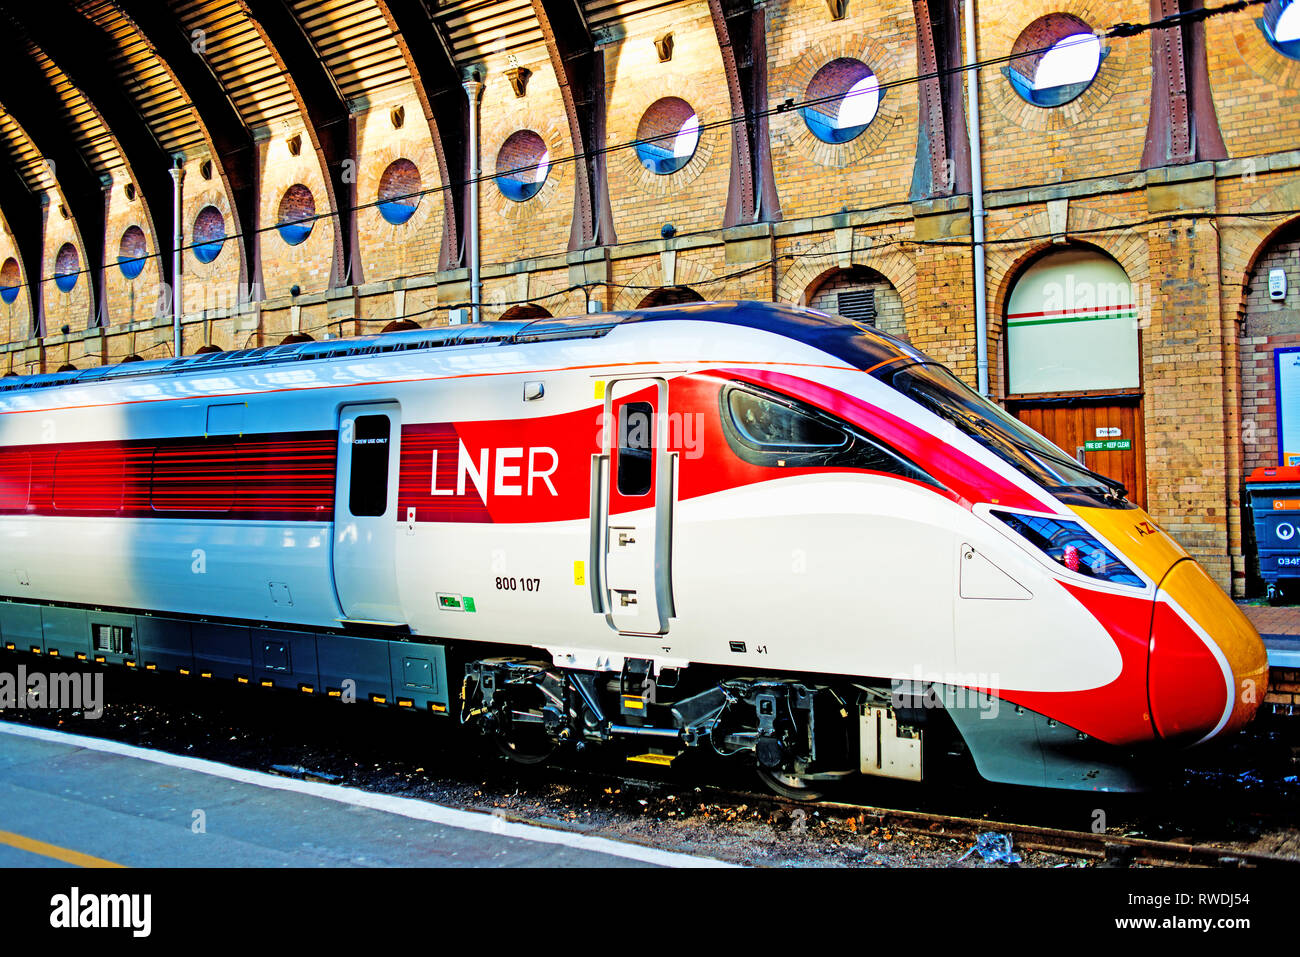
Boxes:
[621,696,645,710]
[573,560,585,586]
[594,380,605,400]
[627,753,676,767]
[0,830,125,868]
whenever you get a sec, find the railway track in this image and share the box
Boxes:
[730,793,1296,868]
[1,657,1296,868]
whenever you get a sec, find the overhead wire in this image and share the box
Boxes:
[0,0,1282,315]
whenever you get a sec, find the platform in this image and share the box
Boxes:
[0,722,732,869]
[1239,603,1300,668]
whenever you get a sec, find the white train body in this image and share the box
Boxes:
[0,302,1269,791]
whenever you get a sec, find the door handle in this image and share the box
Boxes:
[617,531,636,546]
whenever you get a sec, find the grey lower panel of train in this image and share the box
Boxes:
[0,600,450,712]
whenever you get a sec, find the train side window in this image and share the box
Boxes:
[349,415,391,516]
[720,383,942,488]
[0,451,31,510]
[617,401,653,496]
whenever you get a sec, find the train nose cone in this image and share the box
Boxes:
[1149,560,1270,743]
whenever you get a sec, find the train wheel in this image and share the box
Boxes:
[494,725,556,766]
[756,767,826,802]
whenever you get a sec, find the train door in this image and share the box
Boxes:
[590,378,676,635]
[332,403,405,624]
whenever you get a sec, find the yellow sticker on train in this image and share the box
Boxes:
[1274,499,1300,510]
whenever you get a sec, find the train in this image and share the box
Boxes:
[0,300,1270,796]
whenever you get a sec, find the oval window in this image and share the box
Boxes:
[1006,15,1104,107]
[1262,0,1300,60]
[118,225,147,280]
[377,159,421,224]
[803,58,880,144]
[0,257,19,305]
[277,184,315,246]
[495,131,551,202]
[192,206,226,264]
[635,98,700,175]
[54,243,79,293]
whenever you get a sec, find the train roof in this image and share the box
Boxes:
[0,300,925,395]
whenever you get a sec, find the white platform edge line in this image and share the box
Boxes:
[0,722,736,869]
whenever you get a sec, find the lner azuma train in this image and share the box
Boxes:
[0,301,1269,795]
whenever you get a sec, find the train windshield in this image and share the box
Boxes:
[890,362,1131,508]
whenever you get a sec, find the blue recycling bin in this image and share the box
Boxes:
[1246,466,1300,599]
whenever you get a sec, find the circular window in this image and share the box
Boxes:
[377,159,422,224]
[277,184,315,246]
[635,98,700,175]
[1007,15,1103,107]
[495,131,551,202]
[192,206,226,264]
[1262,1,1300,60]
[117,225,147,280]
[803,58,881,144]
[0,258,19,305]
[54,243,79,293]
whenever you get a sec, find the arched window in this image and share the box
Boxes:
[808,266,908,342]
[380,319,421,334]
[1006,248,1138,395]
[1005,14,1105,107]
[637,286,705,308]
[635,98,700,175]
[499,304,552,321]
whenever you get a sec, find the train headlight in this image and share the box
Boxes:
[992,510,1144,587]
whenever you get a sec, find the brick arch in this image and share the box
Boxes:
[1223,178,1300,320]
[613,258,718,312]
[986,208,1148,324]
[777,235,916,316]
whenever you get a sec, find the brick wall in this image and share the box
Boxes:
[1240,220,1300,476]
[603,2,732,242]
[0,218,33,351]
[978,0,1152,192]
[766,0,918,220]
[102,172,164,335]
[354,85,442,287]
[1206,13,1300,161]
[4,1,1300,590]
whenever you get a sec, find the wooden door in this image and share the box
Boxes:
[1010,398,1146,509]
